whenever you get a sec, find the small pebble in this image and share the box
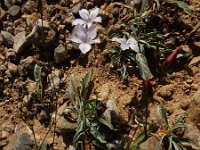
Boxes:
[180,101,190,110]
[167,107,174,115]
[186,79,193,84]
[8,5,21,17]
[191,84,199,91]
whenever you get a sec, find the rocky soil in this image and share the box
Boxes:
[0,0,200,150]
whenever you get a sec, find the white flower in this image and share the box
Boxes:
[112,37,139,52]
[72,7,102,27]
[70,24,100,54]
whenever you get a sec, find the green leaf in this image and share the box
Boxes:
[172,141,184,150]
[169,1,192,15]
[178,138,200,150]
[90,123,107,144]
[170,123,186,133]
[129,131,146,150]
[155,138,163,150]
[70,74,78,95]
[99,117,114,130]
[111,55,121,67]
[135,53,152,80]
[118,64,127,80]
[67,88,75,105]
[157,101,169,129]
[80,72,92,98]
[140,0,148,14]
[168,136,173,150]
[135,116,150,127]
[73,121,85,144]
[34,64,42,82]
[109,47,120,54]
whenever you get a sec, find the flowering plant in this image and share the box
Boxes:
[70,24,100,54]
[72,7,102,27]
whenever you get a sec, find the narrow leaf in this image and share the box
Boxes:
[157,101,169,128]
[169,1,192,15]
[34,64,42,82]
[129,131,146,150]
[99,117,114,130]
[80,72,92,98]
[135,53,152,80]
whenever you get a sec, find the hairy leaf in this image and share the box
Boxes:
[169,1,192,15]
[157,101,169,129]
[99,117,114,130]
[81,72,92,98]
[129,131,146,150]
[118,64,127,80]
[34,64,42,82]
[135,53,152,80]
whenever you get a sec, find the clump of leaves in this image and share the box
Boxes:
[129,101,199,150]
[66,72,114,149]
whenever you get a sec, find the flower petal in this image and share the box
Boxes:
[74,24,87,42]
[79,9,89,20]
[69,35,82,43]
[90,8,99,19]
[93,16,102,23]
[87,25,97,40]
[127,38,139,52]
[72,19,85,26]
[79,43,91,54]
[120,43,129,50]
[111,37,123,43]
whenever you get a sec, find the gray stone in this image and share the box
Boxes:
[4,133,34,150]
[139,136,161,150]
[4,0,13,8]
[72,3,82,15]
[17,56,34,76]
[1,31,14,47]
[104,99,120,125]
[54,44,68,63]
[13,31,30,54]
[8,5,21,16]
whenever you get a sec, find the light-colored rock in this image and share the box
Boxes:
[1,31,14,47]
[157,84,174,99]
[104,99,119,125]
[98,83,110,100]
[8,5,21,16]
[184,124,200,147]
[192,90,200,107]
[4,133,34,150]
[189,56,200,67]
[54,44,68,63]
[56,103,77,134]
[13,31,30,54]
[17,56,34,76]
[7,62,18,75]
[47,69,61,88]
[139,136,161,150]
